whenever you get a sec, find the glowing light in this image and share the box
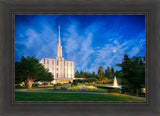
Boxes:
[51,80,56,84]
[68,69,71,74]
[142,88,146,93]
[38,81,42,85]
[20,82,25,87]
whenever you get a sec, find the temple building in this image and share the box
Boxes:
[40,26,74,84]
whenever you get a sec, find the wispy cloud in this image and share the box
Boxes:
[15,15,145,73]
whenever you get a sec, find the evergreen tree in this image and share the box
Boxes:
[80,70,83,76]
[92,71,96,78]
[111,66,114,76]
[117,54,132,85]
[83,72,91,78]
[117,54,145,96]
[75,70,81,78]
[104,66,112,79]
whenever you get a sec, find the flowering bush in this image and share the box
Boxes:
[87,86,97,91]
[78,86,87,90]
[53,86,61,90]
[70,87,79,91]
[53,83,97,92]
[70,85,97,91]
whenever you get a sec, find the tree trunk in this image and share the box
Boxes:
[136,90,139,97]
[27,78,35,89]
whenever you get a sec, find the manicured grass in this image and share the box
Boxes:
[15,92,145,101]
[26,87,53,91]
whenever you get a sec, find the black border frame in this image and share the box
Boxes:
[0,0,160,116]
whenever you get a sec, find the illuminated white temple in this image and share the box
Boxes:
[40,26,74,84]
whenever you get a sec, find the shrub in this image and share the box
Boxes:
[107,88,121,93]
[50,83,54,85]
[97,86,121,93]
[53,86,61,90]
[78,85,87,90]
[15,84,22,88]
[87,86,97,91]
[53,83,62,90]
[56,83,62,86]
[72,80,79,86]
[86,78,97,83]
[15,83,27,88]
[61,83,71,90]
[54,83,62,87]
[32,84,38,87]
[43,82,49,85]
[61,86,67,91]
[121,85,130,94]
[101,78,108,84]
[105,79,113,84]
[70,87,79,91]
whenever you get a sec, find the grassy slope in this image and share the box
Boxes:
[15,92,145,102]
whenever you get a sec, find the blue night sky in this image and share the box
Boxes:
[15,14,145,73]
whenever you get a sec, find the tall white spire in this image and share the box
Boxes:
[57,25,62,57]
[58,25,61,46]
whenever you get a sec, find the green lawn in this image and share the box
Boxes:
[26,87,53,91]
[15,92,145,102]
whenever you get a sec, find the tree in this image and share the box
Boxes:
[129,56,145,96]
[92,71,96,78]
[114,70,123,83]
[38,67,53,87]
[101,77,108,84]
[15,62,24,84]
[79,70,85,78]
[117,54,132,85]
[15,56,53,88]
[104,67,112,79]
[85,78,97,83]
[116,54,145,96]
[111,66,114,76]
[83,72,91,78]
[75,70,81,78]
[80,70,83,76]
[97,65,104,80]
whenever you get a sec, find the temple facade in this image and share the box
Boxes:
[40,26,74,84]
